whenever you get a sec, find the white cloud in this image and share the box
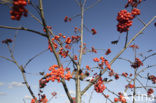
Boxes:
[0,92,6,96]
[8,81,24,88]
[0,82,4,86]
[24,95,32,100]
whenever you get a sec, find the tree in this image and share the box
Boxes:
[0,0,156,103]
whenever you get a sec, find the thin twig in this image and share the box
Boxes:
[24,49,48,69]
[0,25,47,37]
[0,56,14,63]
[137,16,146,26]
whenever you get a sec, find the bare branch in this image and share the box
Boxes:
[137,16,146,26]
[85,0,102,11]
[38,0,73,102]
[0,25,47,37]
[24,49,48,69]
[142,53,156,62]
[0,56,14,63]
[118,57,133,64]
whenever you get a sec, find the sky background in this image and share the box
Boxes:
[0,0,156,103]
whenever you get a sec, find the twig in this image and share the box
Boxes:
[88,90,94,103]
[142,53,156,62]
[0,25,47,37]
[24,49,48,69]
[0,56,14,63]
[124,31,129,48]
[137,16,146,26]
[118,57,133,64]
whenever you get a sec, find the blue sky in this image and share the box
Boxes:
[0,0,156,103]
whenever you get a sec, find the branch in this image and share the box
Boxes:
[118,57,133,64]
[137,16,146,26]
[3,44,36,99]
[142,53,156,62]
[0,56,14,63]
[81,16,156,96]
[0,25,47,37]
[38,0,73,102]
[24,49,48,69]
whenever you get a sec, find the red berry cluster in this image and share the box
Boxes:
[126,83,135,88]
[64,16,72,22]
[114,93,127,103]
[40,94,48,103]
[2,38,13,44]
[31,97,37,103]
[48,38,58,52]
[131,8,141,17]
[48,65,72,82]
[105,48,111,55]
[91,46,97,53]
[122,72,128,77]
[51,92,57,97]
[43,26,52,32]
[10,0,28,20]
[131,57,143,69]
[125,0,142,8]
[117,10,133,33]
[115,74,119,80]
[147,88,154,96]
[130,44,139,49]
[39,65,72,88]
[148,75,156,84]
[117,8,141,33]
[91,28,97,35]
[94,77,106,93]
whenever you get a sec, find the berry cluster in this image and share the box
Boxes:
[91,46,97,53]
[116,10,133,33]
[64,16,72,22]
[131,57,143,69]
[94,56,112,70]
[114,93,127,103]
[94,77,106,93]
[51,92,57,97]
[43,26,52,32]
[126,83,135,88]
[115,74,119,80]
[39,65,72,88]
[74,27,80,34]
[40,94,48,103]
[131,8,141,17]
[10,0,28,20]
[48,38,58,52]
[48,65,72,82]
[148,75,156,84]
[105,48,111,55]
[93,57,100,62]
[130,44,139,49]
[125,0,142,8]
[2,38,13,44]
[86,65,91,70]
[122,72,128,77]
[147,88,154,96]
[91,28,97,35]
[59,48,69,58]
[31,97,37,103]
